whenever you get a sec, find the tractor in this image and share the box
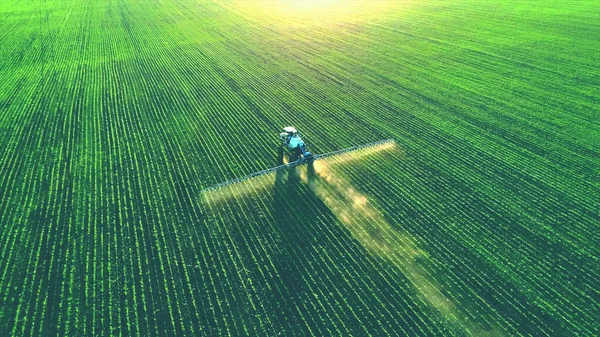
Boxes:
[279,126,313,163]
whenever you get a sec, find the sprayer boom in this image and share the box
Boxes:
[200,139,395,193]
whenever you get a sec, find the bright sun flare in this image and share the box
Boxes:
[231,0,401,27]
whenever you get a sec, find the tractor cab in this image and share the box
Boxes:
[279,126,312,161]
[279,126,298,143]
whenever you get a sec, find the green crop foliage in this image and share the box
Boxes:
[1,0,599,336]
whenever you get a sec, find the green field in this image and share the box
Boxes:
[1,0,599,335]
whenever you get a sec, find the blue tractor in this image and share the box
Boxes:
[279,126,313,162]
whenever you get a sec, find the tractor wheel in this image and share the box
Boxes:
[277,146,284,165]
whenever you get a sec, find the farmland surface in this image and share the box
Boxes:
[1,0,599,336]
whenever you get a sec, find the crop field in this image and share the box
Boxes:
[1,0,599,336]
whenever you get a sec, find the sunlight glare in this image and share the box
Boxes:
[231,0,400,27]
